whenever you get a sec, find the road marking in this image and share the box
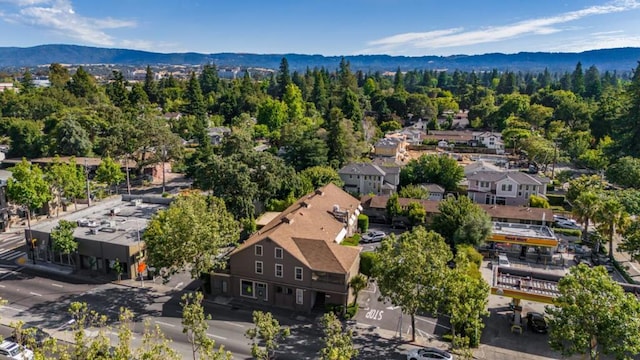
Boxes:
[1,305,24,312]
[0,267,23,280]
[155,320,176,328]
[51,283,63,288]
[223,321,245,328]
[0,284,5,288]
[207,333,227,340]
[30,292,42,297]
[174,282,184,289]
[386,306,400,310]
[4,251,25,261]
[415,316,451,330]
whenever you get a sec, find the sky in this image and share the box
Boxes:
[0,0,639,57]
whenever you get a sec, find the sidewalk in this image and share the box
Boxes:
[613,235,640,284]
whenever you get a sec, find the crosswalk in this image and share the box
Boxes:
[0,248,26,261]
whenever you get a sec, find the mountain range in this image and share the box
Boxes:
[1,44,639,73]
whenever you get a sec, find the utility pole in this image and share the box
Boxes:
[551,141,558,181]
[84,159,91,207]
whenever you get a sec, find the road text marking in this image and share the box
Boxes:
[30,292,42,297]
[51,283,63,288]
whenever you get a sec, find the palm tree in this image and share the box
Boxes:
[572,191,600,244]
[594,196,628,260]
[349,274,368,306]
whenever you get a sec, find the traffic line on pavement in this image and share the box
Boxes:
[174,281,184,289]
[0,267,23,280]
[0,284,5,288]
[29,292,42,297]
[1,305,24,312]
[51,283,64,288]
[223,321,245,328]
[207,333,227,340]
[155,320,176,328]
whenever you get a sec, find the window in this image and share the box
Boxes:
[276,286,283,293]
[255,261,263,274]
[241,280,254,298]
[501,184,506,191]
[525,185,530,191]
[508,184,513,191]
[295,267,303,281]
[221,280,227,293]
[296,289,304,304]
[275,264,283,278]
[255,245,263,256]
[275,247,283,259]
[256,283,267,301]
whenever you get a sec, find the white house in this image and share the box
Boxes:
[466,170,550,206]
[472,131,504,153]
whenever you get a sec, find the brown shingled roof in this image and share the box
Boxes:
[233,183,361,274]
[366,195,553,222]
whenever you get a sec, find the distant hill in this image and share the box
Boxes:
[0,44,639,73]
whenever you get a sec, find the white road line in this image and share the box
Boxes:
[0,284,5,288]
[5,252,25,260]
[207,333,227,340]
[154,320,176,328]
[29,292,42,297]
[223,321,245,328]
[51,283,63,288]
[1,305,24,312]
[0,248,5,253]
[174,281,184,289]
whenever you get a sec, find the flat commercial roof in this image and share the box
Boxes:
[490,222,558,247]
[33,199,166,247]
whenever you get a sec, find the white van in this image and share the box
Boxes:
[0,340,34,360]
[498,254,511,267]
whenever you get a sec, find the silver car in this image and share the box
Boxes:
[406,347,453,360]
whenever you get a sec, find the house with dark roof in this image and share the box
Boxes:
[338,163,399,195]
[466,170,550,206]
[210,183,362,312]
[419,183,446,201]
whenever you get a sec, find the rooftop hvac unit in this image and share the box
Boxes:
[130,199,142,207]
[110,207,121,216]
[90,228,99,235]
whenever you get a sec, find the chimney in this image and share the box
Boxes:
[301,201,311,208]
[315,189,324,196]
[282,214,295,224]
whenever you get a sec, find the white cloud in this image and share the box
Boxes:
[0,0,136,46]
[549,32,640,52]
[364,0,640,54]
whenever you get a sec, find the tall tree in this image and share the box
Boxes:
[373,227,452,342]
[571,62,586,96]
[572,191,600,243]
[143,193,240,282]
[105,70,130,108]
[6,159,52,261]
[399,154,464,191]
[245,311,290,360]
[181,292,231,360]
[50,220,78,266]
[319,312,358,360]
[48,63,70,88]
[594,195,628,260]
[276,57,291,99]
[143,65,159,104]
[611,62,640,157]
[546,265,640,360]
[431,196,492,250]
[66,66,97,99]
[53,117,92,156]
[46,156,85,212]
[95,156,125,195]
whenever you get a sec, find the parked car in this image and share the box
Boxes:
[555,220,581,230]
[497,254,511,267]
[526,312,549,333]
[361,230,387,243]
[10,326,50,347]
[553,215,577,224]
[0,340,33,360]
[406,347,454,360]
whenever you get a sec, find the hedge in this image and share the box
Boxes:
[546,194,566,207]
[358,214,369,232]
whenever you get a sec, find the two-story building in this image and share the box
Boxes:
[210,183,362,312]
[472,131,504,153]
[338,163,400,196]
[466,170,550,206]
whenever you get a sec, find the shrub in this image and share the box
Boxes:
[345,303,358,319]
[551,228,581,237]
[359,252,379,277]
[357,214,369,232]
[342,234,360,247]
[530,194,550,208]
[546,194,566,206]
[457,245,483,269]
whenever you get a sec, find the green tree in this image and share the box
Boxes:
[49,63,70,88]
[571,61,586,96]
[386,193,401,222]
[46,156,85,212]
[257,97,288,133]
[53,117,92,156]
[620,218,640,262]
[573,191,600,243]
[566,175,604,203]
[399,184,429,199]
[245,311,291,360]
[95,156,125,195]
[6,159,52,256]
[143,193,240,282]
[594,195,628,260]
[529,194,550,208]
[276,57,292,99]
[611,62,640,157]
[66,66,98,99]
[349,274,368,306]
[299,166,343,190]
[50,219,78,257]
[444,252,489,348]
[432,196,492,250]
[319,312,358,360]
[406,201,426,227]
[546,265,640,360]
[181,292,231,360]
[606,156,640,189]
[373,227,452,342]
[105,70,130,108]
[400,154,463,191]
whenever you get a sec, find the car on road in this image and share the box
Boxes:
[526,312,549,334]
[406,347,454,360]
[0,340,34,360]
[10,326,50,347]
[553,215,576,224]
[361,230,386,243]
